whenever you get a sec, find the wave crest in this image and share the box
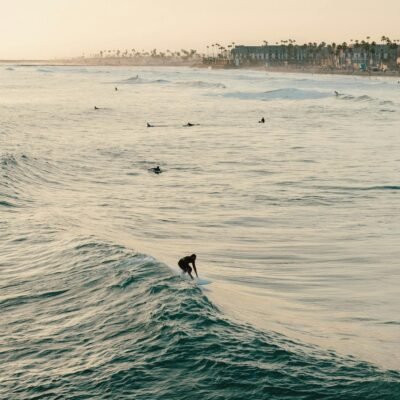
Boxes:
[223,88,332,101]
[177,80,226,89]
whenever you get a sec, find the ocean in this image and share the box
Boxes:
[1,64,399,399]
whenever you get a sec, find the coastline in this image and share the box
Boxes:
[1,58,399,78]
[237,64,400,78]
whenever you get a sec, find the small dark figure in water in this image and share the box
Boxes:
[259,117,265,123]
[147,122,154,128]
[115,87,118,91]
[150,166,162,174]
[178,254,198,280]
[94,106,99,110]
[184,122,195,127]
[334,91,339,96]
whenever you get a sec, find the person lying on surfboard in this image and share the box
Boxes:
[178,254,198,280]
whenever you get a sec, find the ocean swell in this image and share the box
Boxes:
[0,152,62,208]
[222,88,332,101]
[114,77,225,88]
[176,80,226,89]
[0,237,398,399]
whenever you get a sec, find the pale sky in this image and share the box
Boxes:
[1,0,399,59]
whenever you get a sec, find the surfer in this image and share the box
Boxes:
[184,122,194,127]
[147,122,154,127]
[94,106,99,110]
[259,117,265,123]
[334,91,339,96]
[115,87,118,91]
[178,254,198,280]
[149,166,162,174]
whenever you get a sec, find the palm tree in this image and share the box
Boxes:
[369,41,377,64]
[361,40,371,64]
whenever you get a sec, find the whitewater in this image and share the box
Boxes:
[1,65,399,399]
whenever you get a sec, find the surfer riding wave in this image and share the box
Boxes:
[178,254,198,280]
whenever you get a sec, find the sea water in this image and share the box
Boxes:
[1,65,399,399]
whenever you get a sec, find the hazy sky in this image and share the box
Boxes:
[1,0,399,59]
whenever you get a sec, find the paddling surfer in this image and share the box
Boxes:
[149,165,162,174]
[178,254,198,280]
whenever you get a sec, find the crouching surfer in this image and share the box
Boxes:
[178,254,198,280]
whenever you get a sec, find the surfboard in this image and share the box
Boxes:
[195,278,212,286]
[181,274,212,286]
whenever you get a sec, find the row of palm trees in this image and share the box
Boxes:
[90,36,399,66]
[206,36,399,58]
[259,36,399,48]
[205,42,236,58]
[93,48,201,60]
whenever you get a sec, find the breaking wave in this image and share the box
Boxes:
[176,80,226,89]
[1,236,399,399]
[222,88,332,101]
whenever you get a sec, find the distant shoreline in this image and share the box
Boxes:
[0,58,196,68]
[1,58,399,78]
[233,64,400,78]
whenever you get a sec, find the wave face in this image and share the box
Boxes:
[116,75,159,84]
[0,153,60,209]
[1,237,398,400]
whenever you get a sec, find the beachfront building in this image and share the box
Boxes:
[231,45,325,66]
[227,43,400,71]
[339,44,400,70]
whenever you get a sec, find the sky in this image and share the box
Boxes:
[1,0,399,59]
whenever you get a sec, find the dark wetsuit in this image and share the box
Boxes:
[150,166,162,174]
[178,256,197,279]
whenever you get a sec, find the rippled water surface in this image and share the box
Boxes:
[1,65,400,399]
